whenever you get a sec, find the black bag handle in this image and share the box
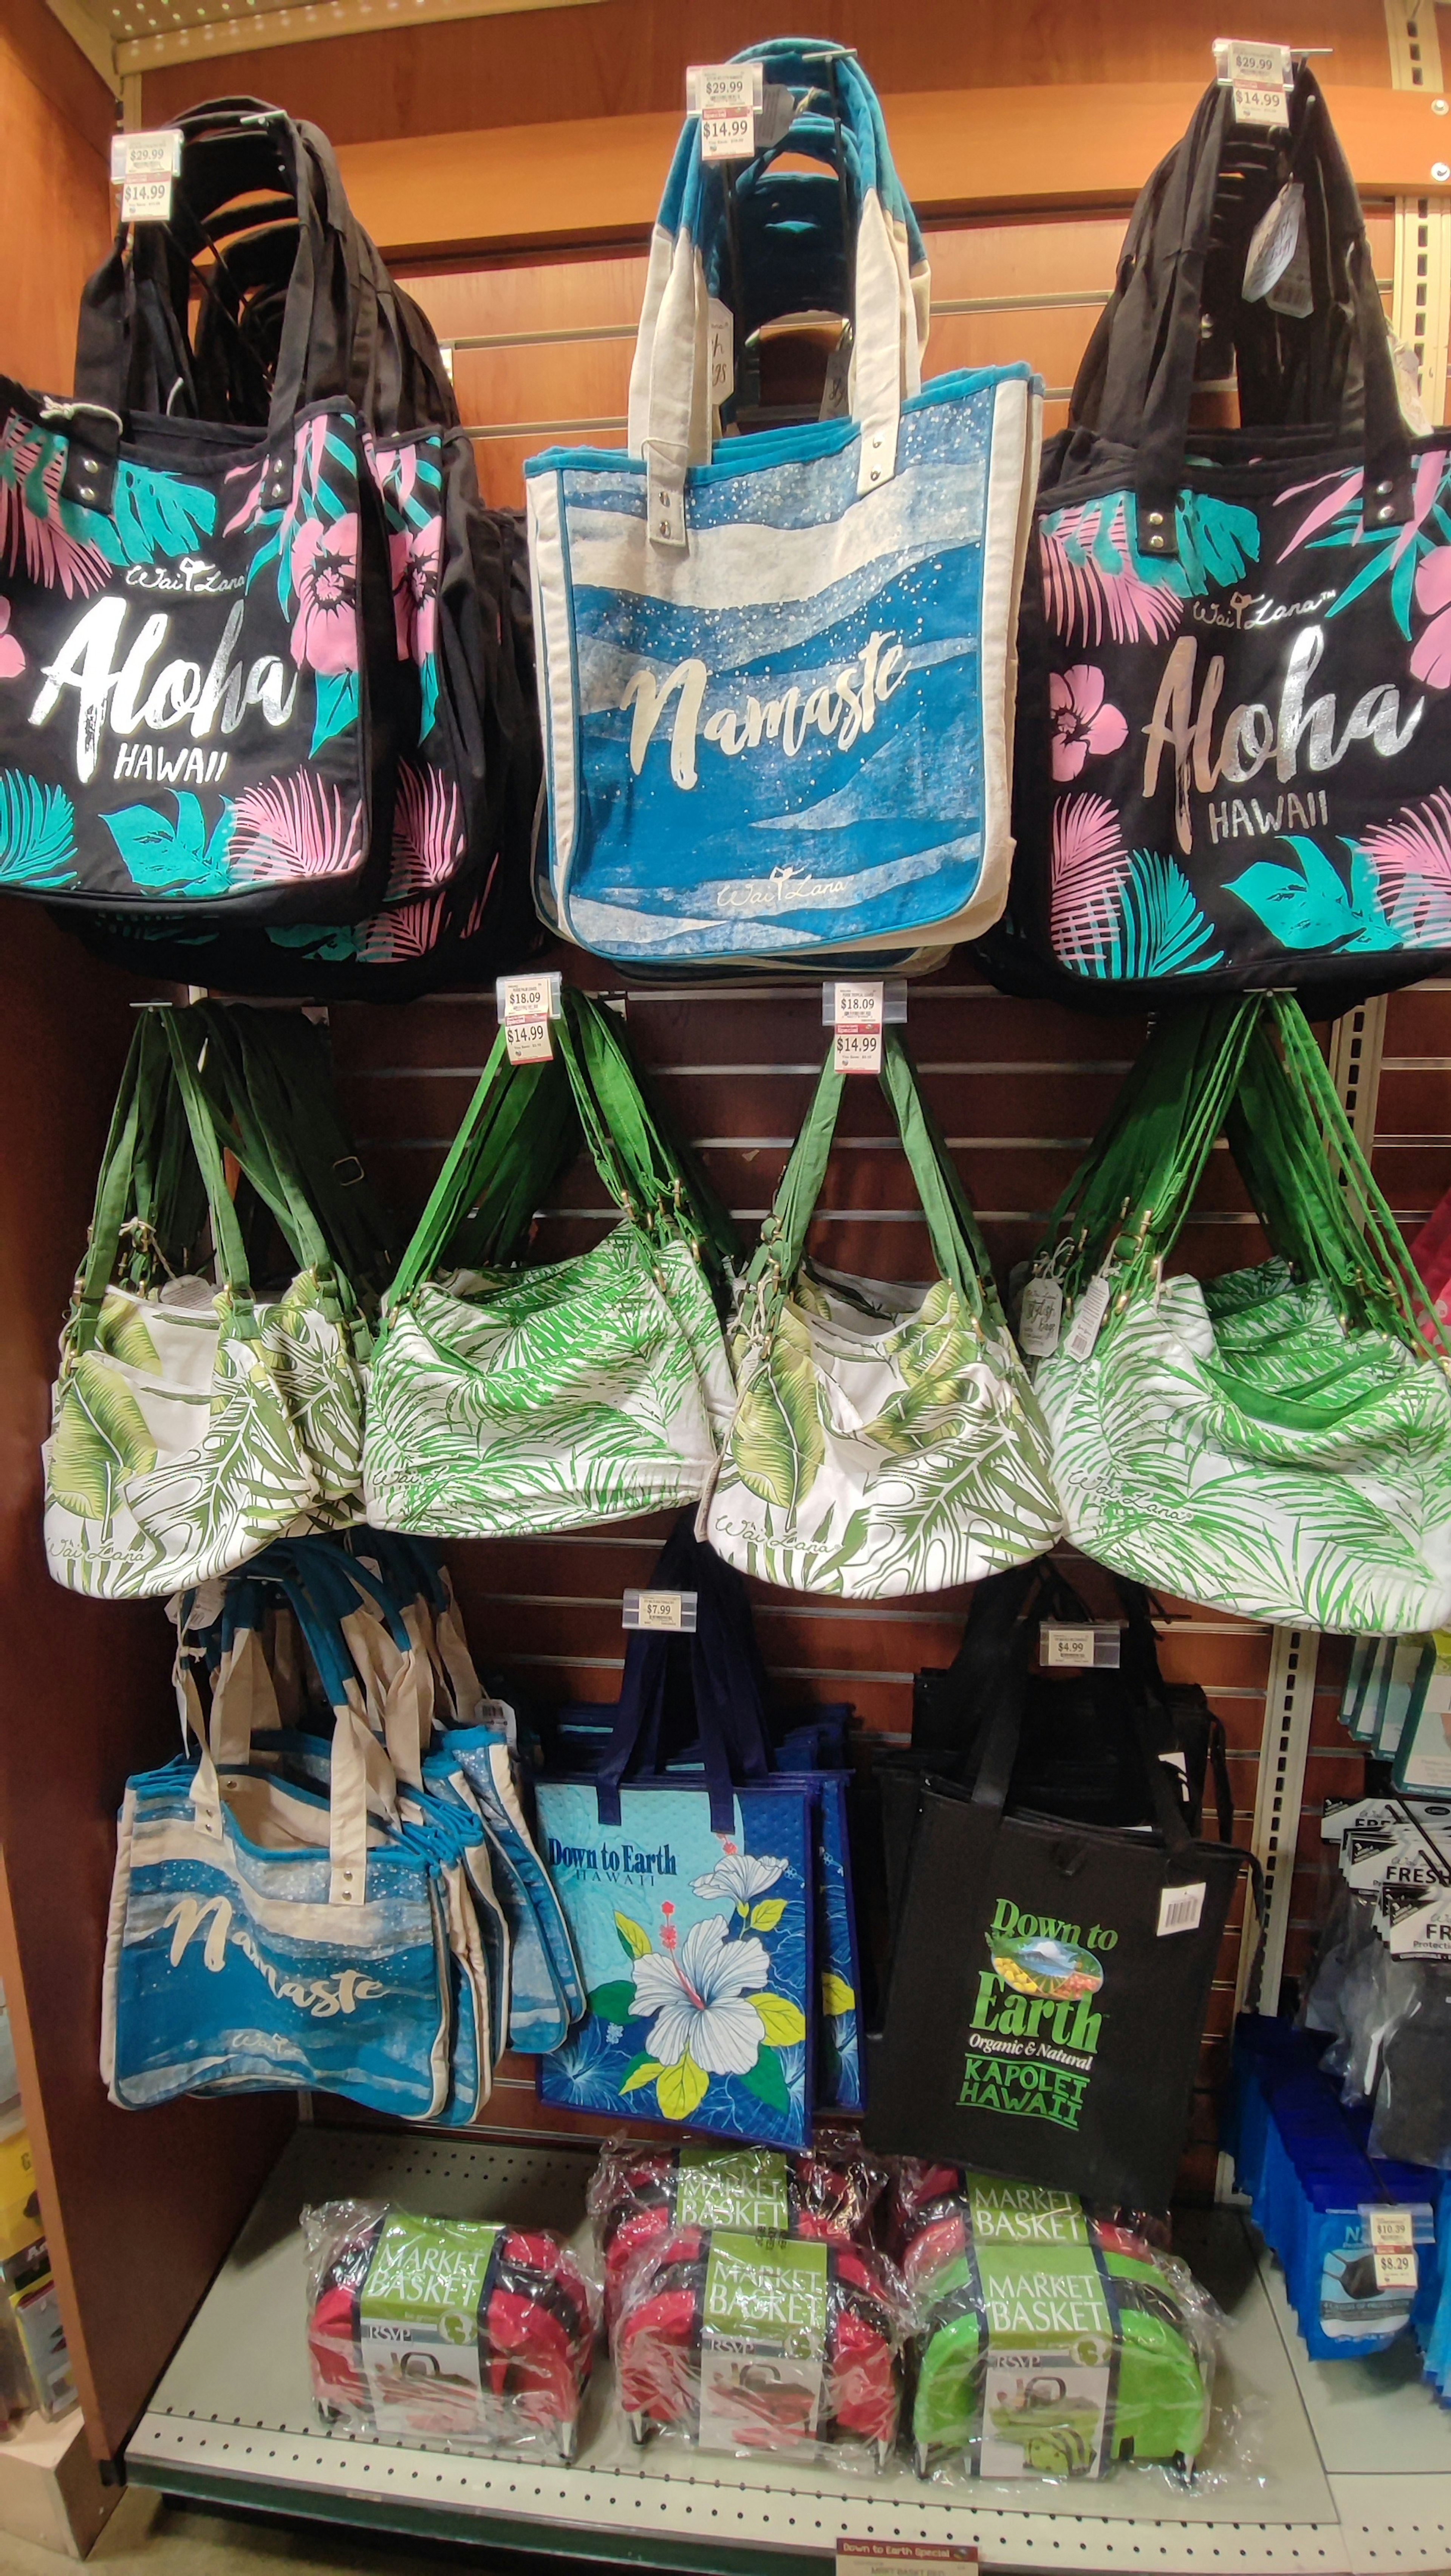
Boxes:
[1077,67,1411,558]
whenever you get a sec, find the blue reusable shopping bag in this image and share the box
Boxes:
[537,1523,820,2143]
[526,39,1041,968]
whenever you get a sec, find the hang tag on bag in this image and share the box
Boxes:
[1213,37,1293,130]
[623,1590,699,1633]
[688,62,764,161]
[1064,1271,1114,1362]
[111,128,184,223]
[833,981,883,1074]
[1157,1882,1207,1937]
[708,299,735,404]
[1018,1273,1063,1357]
[497,972,562,1065]
[1243,183,1308,306]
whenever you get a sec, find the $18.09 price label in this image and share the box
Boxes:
[831,980,884,1075]
[498,974,558,1064]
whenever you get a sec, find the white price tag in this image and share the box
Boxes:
[1018,1273,1063,1357]
[831,980,883,1075]
[1373,2244,1419,2290]
[1367,2207,1416,2248]
[623,1590,699,1633]
[690,62,763,160]
[1041,1623,1122,1670]
[1244,183,1306,301]
[1214,38,1293,125]
[497,973,560,1063]
[708,298,735,403]
[111,128,184,223]
[1157,1882,1207,1937]
[1064,1271,1114,1362]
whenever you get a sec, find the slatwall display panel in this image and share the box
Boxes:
[404,206,1397,505]
[330,962,1279,2192]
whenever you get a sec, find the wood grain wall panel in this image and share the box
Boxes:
[138,0,1395,147]
[0,0,293,2467]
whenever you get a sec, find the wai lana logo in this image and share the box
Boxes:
[584,1840,806,2126]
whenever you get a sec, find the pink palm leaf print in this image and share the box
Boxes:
[1040,498,1184,646]
[0,431,110,598]
[229,772,364,884]
[357,893,447,962]
[386,762,464,899]
[1050,791,1130,970]
[1360,790,1451,944]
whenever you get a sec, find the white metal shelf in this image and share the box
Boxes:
[119,2127,1451,2573]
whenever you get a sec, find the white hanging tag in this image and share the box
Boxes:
[819,331,852,420]
[1213,37,1293,128]
[1243,182,1306,302]
[1040,1623,1122,1670]
[1064,1271,1114,1362]
[708,299,735,405]
[497,971,562,1066]
[1156,1882,1207,1937]
[623,1590,699,1634]
[689,62,764,160]
[1018,1273,1063,1358]
[111,128,184,223]
[1267,199,1313,319]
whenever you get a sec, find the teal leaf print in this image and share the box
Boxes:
[420,655,439,742]
[0,771,76,888]
[1227,834,1399,952]
[1104,849,1224,978]
[101,793,234,897]
[104,461,215,565]
[310,669,358,757]
[1177,491,1261,591]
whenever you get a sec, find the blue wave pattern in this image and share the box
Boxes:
[533,372,1020,961]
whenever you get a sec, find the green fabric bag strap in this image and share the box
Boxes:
[746,1033,991,1322]
[385,1033,573,1310]
[70,1017,158,1345]
[183,1008,340,1291]
[228,1009,398,1302]
[158,1012,259,1328]
[556,991,739,1282]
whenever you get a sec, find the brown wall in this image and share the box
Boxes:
[141,0,1396,143]
[0,0,290,2467]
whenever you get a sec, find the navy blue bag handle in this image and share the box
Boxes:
[593,1523,773,1834]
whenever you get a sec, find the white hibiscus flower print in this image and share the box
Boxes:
[691,1841,787,1907]
[630,1914,770,2076]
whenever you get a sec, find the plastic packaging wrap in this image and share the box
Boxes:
[589,2135,888,2328]
[891,2166,1219,2481]
[611,2221,912,2468]
[302,2201,599,2459]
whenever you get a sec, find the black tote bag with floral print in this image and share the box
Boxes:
[976,66,1451,1012]
[0,104,401,925]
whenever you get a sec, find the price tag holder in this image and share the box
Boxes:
[1040,1623,1123,1670]
[623,1590,699,1634]
[687,61,764,160]
[110,128,184,222]
[496,971,563,1065]
[824,978,906,1076]
[1213,37,1293,128]
[837,2548,977,2576]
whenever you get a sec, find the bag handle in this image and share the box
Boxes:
[631,41,927,517]
[1081,69,1412,557]
[591,1524,764,1834]
[745,1030,990,1325]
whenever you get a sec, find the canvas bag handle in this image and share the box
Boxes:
[746,1029,989,1325]
[630,40,926,519]
[1078,67,1411,555]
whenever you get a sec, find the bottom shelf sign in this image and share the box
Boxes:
[837,2547,978,2576]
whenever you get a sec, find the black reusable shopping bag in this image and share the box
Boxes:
[0,102,399,927]
[976,65,1451,1014]
[865,1587,1254,2207]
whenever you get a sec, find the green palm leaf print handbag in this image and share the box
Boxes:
[45,1007,370,1599]
[363,988,739,1540]
[703,1033,1062,1597]
[1033,993,1451,1632]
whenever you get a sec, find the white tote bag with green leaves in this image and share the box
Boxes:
[364,992,738,1540]
[1032,995,1451,1633]
[45,1011,366,1601]
[703,1036,1062,1597]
